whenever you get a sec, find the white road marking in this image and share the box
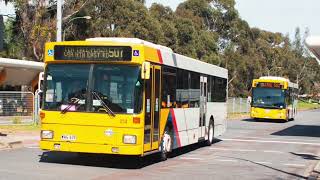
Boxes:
[283,163,306,167]
[210,147,256,152]
[254,161,272,165]
[26,146,39,149]
[240,136,320,143]
[263,150,285,154]
[179,157,203,160]
[215,159,238,162]
[221,138,320,146]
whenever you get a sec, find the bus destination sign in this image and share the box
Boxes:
[54,46,132,61]
[257,82,282,88]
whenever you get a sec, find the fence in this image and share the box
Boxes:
[0,91,36,125]
[227,97,251,114]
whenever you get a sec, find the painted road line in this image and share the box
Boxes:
[283,163,306,167]
[254,161,272,165]
[215,159,238,162]
[239,136,320,143]
[221,138,320,146]
[210,147,256,152]
[179,157,203,160]
[263,150,285,154]
[26,146,39,149]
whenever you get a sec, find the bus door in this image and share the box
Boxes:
[199,76,207,138]
[144,65,161,152]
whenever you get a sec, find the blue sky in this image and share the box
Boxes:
[146,0,320,39]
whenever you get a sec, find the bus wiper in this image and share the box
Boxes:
[91,91,115,117]
[61,98,80,114]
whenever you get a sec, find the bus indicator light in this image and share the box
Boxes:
[133,117,140,124]
[40,111,45,119]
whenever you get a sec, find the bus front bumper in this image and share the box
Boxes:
[40,140,143,155]
[251,107,287,120]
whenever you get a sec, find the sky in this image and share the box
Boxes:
[1,0,319,38]
[146,0,320,39]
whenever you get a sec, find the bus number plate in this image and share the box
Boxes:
[61,134,77,141]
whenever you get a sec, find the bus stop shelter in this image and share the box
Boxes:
[0,58,44,89]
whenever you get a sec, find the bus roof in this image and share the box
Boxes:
[86,37,228,79]
[255,76,298,89]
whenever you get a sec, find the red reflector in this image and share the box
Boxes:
[40,111,45,119]
[133,117,140,124]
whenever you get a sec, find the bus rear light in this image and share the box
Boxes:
[133,117,140,124]
[40,111,45,119]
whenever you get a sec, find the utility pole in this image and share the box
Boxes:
[0,15,4,51]
[56,0,63,42]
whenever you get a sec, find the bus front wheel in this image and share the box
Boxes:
[159,132,172,161]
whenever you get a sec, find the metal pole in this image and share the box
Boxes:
[56,0,62,42]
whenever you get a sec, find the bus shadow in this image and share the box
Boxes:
[242,118,287,123]
[271,125,320,137]
[39,140,222,169]
[39,151,162,169]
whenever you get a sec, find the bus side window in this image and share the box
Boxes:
[162,67,176,108]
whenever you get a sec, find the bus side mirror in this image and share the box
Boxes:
[141,62,150,79]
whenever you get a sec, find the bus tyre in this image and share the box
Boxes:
[205,122,214,146]
[159,132,172,161]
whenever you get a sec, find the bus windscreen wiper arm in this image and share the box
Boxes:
[61,98,80,114]
[91,91,115,117]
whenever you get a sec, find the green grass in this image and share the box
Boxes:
[227,112,250,120]
[0,124,40,133]
[298,100,320,110]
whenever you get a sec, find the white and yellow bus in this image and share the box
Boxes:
[251,76,298,121]
[40,38,228,160]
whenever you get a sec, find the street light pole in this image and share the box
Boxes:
[56,0,63,42]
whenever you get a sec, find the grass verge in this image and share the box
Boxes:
[297,100,320,111]
[0,124,40,133]
[227,112,250,120]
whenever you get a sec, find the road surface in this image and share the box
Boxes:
[1,110,320,180]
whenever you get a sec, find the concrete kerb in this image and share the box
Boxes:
[308,160,320,180]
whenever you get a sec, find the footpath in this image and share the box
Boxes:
[0,129,39,150]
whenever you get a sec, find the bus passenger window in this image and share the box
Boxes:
[162,67,176,108]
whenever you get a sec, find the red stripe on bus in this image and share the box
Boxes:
[157,49,163,64]
[170,108,181,147]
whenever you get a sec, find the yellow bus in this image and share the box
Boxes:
[250,76,298,121]
[40,38,228,160]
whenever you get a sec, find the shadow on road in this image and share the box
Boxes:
[39,140,222,169]
[271,125,320,137]
[217,155,307,179]
[242,118,287,123]
[290,152,320,160]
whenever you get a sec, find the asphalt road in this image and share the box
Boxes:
[1,110,320,180]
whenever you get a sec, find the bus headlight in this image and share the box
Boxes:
[123,135,136,144]
[41,130,54,139]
